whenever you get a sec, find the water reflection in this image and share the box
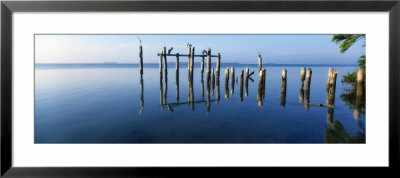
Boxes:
[324,120,365,143]
[139,75,144,115]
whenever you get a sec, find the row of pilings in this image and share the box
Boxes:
[138,43,365,122]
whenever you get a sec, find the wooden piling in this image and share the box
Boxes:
[354,69,365,120]
[175,53,179,71]
[282,67,287,80]
[304,68,312,110]
[207,48,211,77]
[159,50,163,75]
[326,68,337,107]
[191,47,195,73]
[224,67,229,100]
[216,53,221,74]
[281,68,287,107]
[240,70,244,102]
[163,47,168,75]
[187,44,192,71]
[300,67,306,81]
[257,68,266,109]
[139,45,143,75]
[225,67,230,82]
[188,73,194,110]
[357,68,365,85]
[258,54,262,70]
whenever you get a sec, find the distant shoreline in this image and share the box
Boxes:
[35,63,358,67]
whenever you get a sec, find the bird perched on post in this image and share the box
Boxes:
[202,50,207,55]
[187,43,192,48]
[137,37,142,46]
[167,47,173,55]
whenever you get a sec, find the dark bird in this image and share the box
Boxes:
[137,37,142,46]
[202,50,207,55]
[168,47,173,55]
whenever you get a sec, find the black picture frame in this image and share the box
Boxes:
[1,0,399,177]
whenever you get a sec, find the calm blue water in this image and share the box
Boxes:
[34,64,365,143]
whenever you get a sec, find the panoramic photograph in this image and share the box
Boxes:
[34,34,366,143]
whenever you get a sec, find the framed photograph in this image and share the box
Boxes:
[1,0,399,177]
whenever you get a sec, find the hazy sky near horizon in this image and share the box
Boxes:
[35,34,365,64]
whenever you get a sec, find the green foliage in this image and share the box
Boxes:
[358,55,366,69]
[332,34,365,53]
[332,34,366,85]
[341,70,358,85]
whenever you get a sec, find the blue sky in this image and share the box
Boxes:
[35,34,365,64]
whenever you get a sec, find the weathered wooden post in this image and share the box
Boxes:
[326,68,337,124]
[207,48,212,78]
[281,68,287,107]
[224,67,229,100]
[187,44,192,71]
[225,66,230,82]
[176,69,179,102]
[304,68,312,110]
[257,68,266,109]
[357,68,365,85]
[191,47,195,74]
[139,45,143,75]
[230,66,235,96]
[300,67,306,81]
[175,53,179,72]
[354,69,365,120]
[159,50,163,76]
[211,68,215,95]
[258,54,262,70]
[216,53,221,76]
[240,70,244,102]
[139,75,144,115]
[163,47,168,76]
[326,68,337,107]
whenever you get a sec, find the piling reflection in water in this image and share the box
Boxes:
[159,73,164,110]
[139,75,144,115]
[225,67,229,100]
[239,70,244,102]
[206,73,211,113]
[231,66,235,96]
[245,67,249,98]
[212,68,215,96]
[176,70,179,102]
[326,68,337,125]
[216,72,220,103]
